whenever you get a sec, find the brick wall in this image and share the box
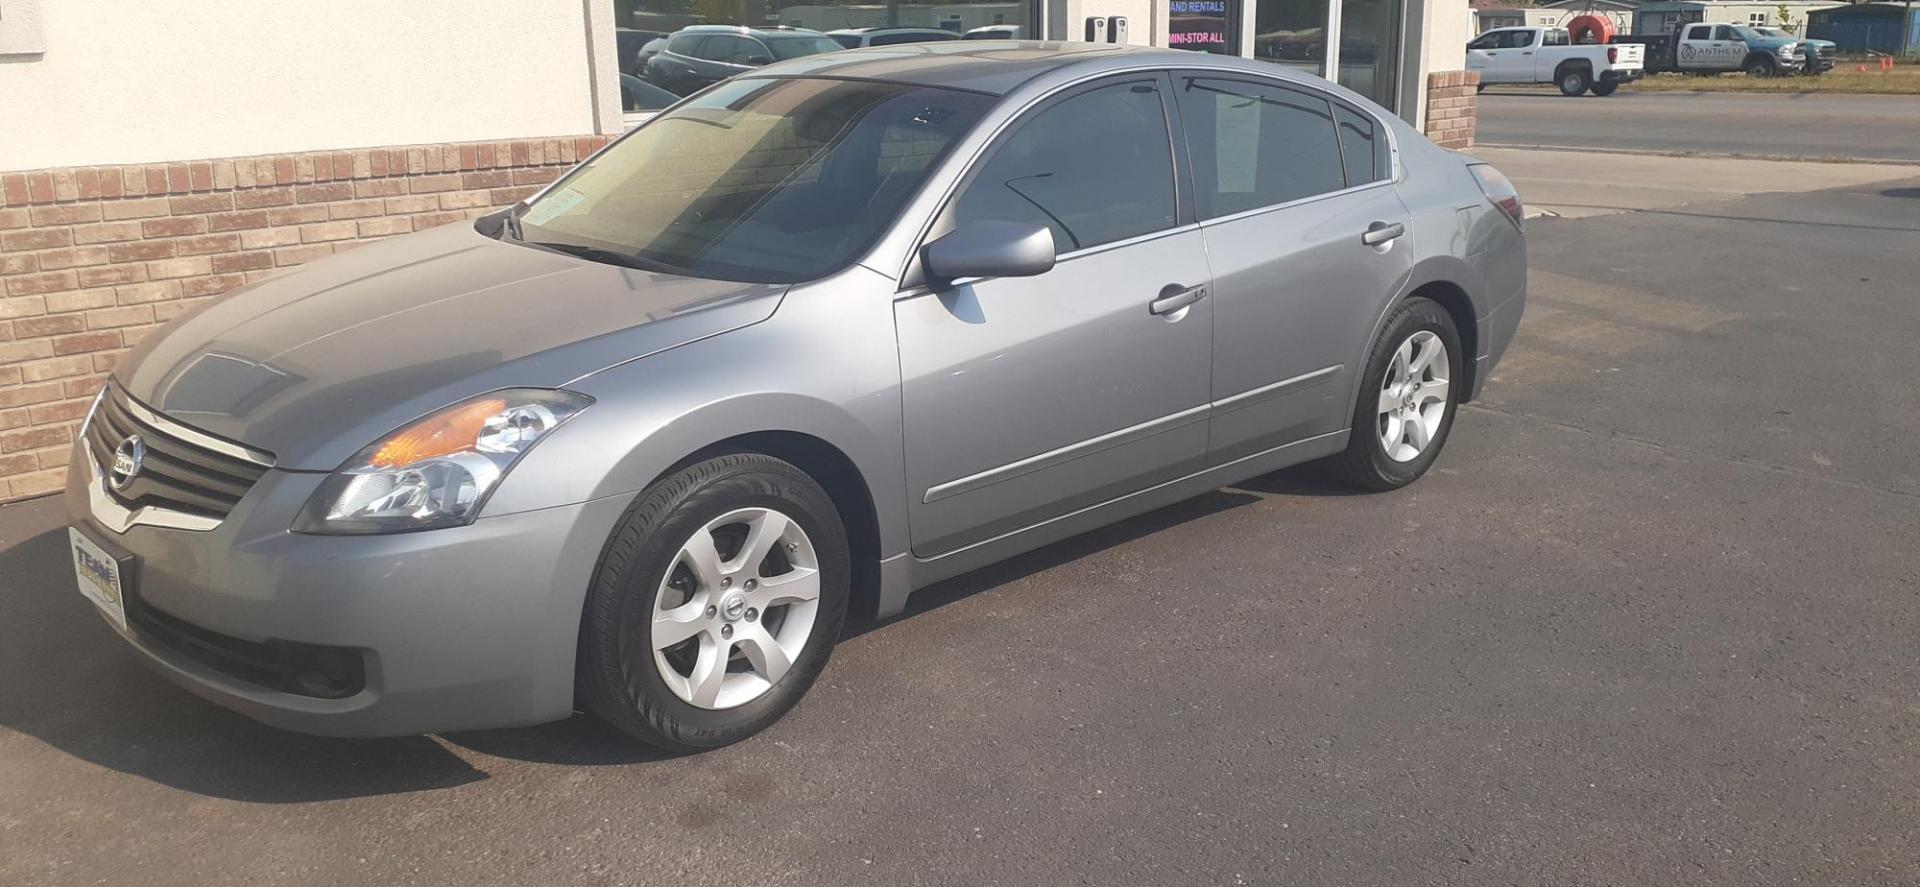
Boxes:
[1424,71,1480,150]
[0,135,612,501]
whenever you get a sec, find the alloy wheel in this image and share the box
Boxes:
[1377,330,1451,463]
[650,507,821,709]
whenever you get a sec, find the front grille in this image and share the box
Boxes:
[128,601,366,699]
[85,385,271,520]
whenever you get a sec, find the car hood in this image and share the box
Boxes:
[117,222,786,470]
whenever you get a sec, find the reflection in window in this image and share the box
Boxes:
[1175,77,1347,217]
[1254,0,1331,75]
[1336,0,1403,111]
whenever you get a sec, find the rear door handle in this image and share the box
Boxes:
[1362,221,1406,246]
[1149,284,1207,316]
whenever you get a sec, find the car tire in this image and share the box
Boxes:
[1557,67,1591,96]
[1319,297,1464,492]
[1745,56,1777,77]
[1589,80,1619,96]
[579,453,851,752]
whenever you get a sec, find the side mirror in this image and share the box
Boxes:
[922,221,1056,284]
[744,54,772,66]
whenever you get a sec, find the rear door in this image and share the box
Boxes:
[895,73,1214,556]
[1170,73,1414,461]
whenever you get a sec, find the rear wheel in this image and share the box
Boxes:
[1319,297,1463,491]
[580,453,850,752]
[1557,67,1592,96]
[1589,80,1619,96]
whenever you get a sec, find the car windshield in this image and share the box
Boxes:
[765,35,844,59]
[514,77,992,284]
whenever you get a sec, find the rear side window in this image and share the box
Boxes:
[1174,76,1348,218]
[1334,105,1386,185]
[1542,30,1568,46]
[1686,25,1711,40]
[950,79,1177,254]
[831,33,863,49]
[667,34,707,56]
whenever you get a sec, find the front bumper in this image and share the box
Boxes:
[65,446,633,737]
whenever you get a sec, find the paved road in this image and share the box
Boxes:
[4,169,1920,885]
[1478,90,1920,163]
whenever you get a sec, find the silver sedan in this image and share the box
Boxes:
[65,42,1526,750]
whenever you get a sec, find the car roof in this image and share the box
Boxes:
[826,27,957,35]
[745,40,1326,97]
[677,24,826,37]
[748,40,1235,95]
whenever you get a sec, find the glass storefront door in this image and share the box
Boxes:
[1249,0,1403,113]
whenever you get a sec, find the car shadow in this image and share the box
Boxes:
[0,461,1361,789]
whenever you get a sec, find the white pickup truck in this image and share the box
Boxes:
[1467,26,1647,96]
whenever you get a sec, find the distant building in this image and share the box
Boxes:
[1807,2,1920,55]
[1473,0,1637,35]
[1631,0,1843,36]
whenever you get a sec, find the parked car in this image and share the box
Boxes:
[1467,26,1646,96]
[66,44,1525,751]
[825,27,961,49]
[643,25,843,95]
[615,28,666,76]
[1752,26,1834,73]
[963,24,1022,39]
[1612,23,1804,77]
[632,36,670,74]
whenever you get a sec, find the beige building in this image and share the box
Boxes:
[0,0,1474,500]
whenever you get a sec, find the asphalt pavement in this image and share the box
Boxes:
[4,168,1920,885]
[1477,90,1920,163]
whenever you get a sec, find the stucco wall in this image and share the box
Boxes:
[0,1,603,172]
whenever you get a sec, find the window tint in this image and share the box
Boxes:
[1334,105,1384,185]
[872,31,958,45]
[830,33,863,49]
[1467,33,1498,50]
[1687,25,1711,40]
[951,80,1176,254]
[1175,77,1347,218]
[518,78,993,284]
[1714,25,1738,40]
[1542,29,1568,46]
[668,34,708,57]
[704,35,747,62]
[765,35,845,59]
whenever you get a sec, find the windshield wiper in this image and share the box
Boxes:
[525,240,680,275]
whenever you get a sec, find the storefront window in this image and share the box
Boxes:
[1170,0,1241,55]
[1254,0,1331,75]
[1335,0,1401,111]
[612,0,1040,99]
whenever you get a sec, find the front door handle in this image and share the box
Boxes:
[1149,284,1207,316]
[1361,221,1406,246]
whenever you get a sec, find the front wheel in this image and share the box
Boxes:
[1589,80,1619,96]
[579,453,851,752]
[1318,297,1463,491]
[1557,67,1592,96]
[1745,56,1777,77]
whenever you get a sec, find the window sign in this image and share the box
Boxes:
[1169,0,1239,54]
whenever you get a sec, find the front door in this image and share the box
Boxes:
[1489,29,1541,82]
[896,74,1214,557]
[1169,73,1414,461]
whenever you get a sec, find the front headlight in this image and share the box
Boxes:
[293,389,592,535]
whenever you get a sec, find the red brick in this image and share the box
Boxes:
[353,179,409,199]
[142,216,206,238]
[12,314,85,338]
[144,167,169,193]
[7,271,78,296]
[0,380,67,409]
[52,331,121,355]
[190,162,214,191]
[26,173,55,203]
[212,252,274,274]
[147,257,212,280]
[239,228,301,250]
[71,220,145,244]
[300,221,358,243]
[439,191,492,210]
[91,350,124,372]
[328,199,386,220]
[2,228,73,251]
[267,205,329,226]
[0,296,49,319]
[77,265,145,288]
[0,255,35,275]
[314,154,335,180]
[0,339,54,363]
[511,167,562,186]
[274,156,297,183]
[30,397,92,424]
[1,425,72,453]
[34,246,110,272]
[115,282,179,305]
[358,217,414,237]
[8,467,70,498]
[174,233,241,256]
[408,174,463,194]
[45,289,116,313]
[233,187,295,209]
[182,274,248,298]
[62,374,108,398]
[87,305,155,329]
[458,144,478,170]
[32,443,70,469]
[489,186,540,205]
[0,208,27,229]
[383,195,438,214]
[295,182,354,204]
[0,408,28,431]
[107,240,174,263]
[29,204,102,226]
[1,174,27,206]
[478,144,498,168]
[207,210,271,232]
[100,197,172,221]
[461,170,515,190]
[169,193,232,215]
[273,244,335,266]
[370,151,390,177]
[20,355,94,382]
[414,211,466,230]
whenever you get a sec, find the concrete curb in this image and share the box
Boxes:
[1476,141,1920,168]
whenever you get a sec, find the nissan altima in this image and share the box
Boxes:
[65,42,1526,751]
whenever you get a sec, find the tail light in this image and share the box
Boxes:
[1607,46,1618,63]
[1468,163,1524,230]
